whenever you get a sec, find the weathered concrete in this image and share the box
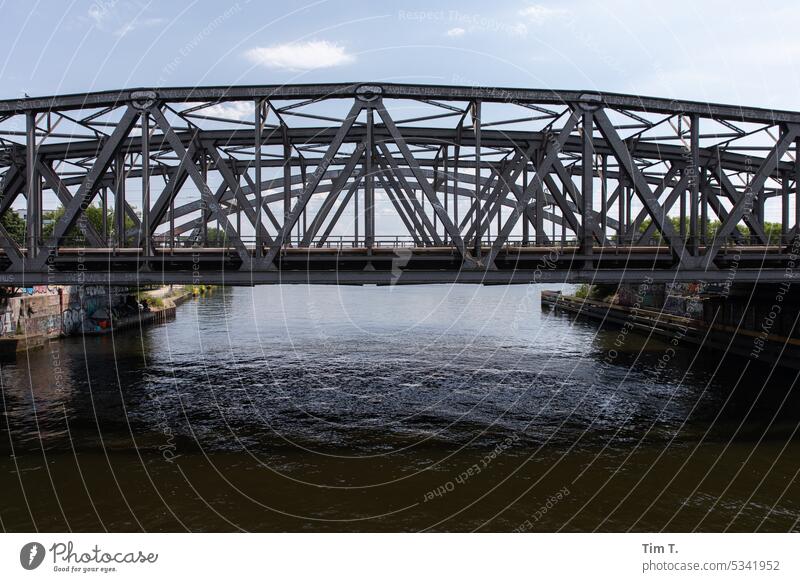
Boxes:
[543,283,800,369]
[0,285,190,355]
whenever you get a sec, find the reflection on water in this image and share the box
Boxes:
[1,285,798,532]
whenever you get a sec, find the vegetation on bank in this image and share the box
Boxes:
[135,291,165,308]
[0,206,230,247]
[1,206,137,245]
[1,202,788,249]
[574,283,618,302]
[0,209,25,243]
[636,217,785,243]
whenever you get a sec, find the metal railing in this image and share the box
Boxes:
[21,232,796,255]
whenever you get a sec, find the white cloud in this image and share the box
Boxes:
[204,101,255,121]
[519,5,568,24]
[114,17,165,37]
[446,13,529,37]
[85,2,164,36]
[87,4,111,27]
[508,23,528,36]
[245,41,354,71]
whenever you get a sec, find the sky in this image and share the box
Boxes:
[1,0,798,232]
[0,0,798,111]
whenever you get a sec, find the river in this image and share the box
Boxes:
[1,285,798,532]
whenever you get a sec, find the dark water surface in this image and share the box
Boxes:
[1,285,798,532]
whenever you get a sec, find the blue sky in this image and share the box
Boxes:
[1,0,798,110]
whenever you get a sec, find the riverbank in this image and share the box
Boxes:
[0,285,194,357]
[82,285,194,337]
[541,289,800,369]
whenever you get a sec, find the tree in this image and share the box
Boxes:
[205,227,229,246]
[42,205,138,246]
[0,209,26,244]
[634,217,783,244]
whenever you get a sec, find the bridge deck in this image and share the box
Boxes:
[0,245,792,286]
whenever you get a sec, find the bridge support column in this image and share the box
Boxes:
[26,112,40,258]
[254,99,264,257]
[522,165,529,246]
[282,124,292,246]
[600,154,607,241]
[472,100,482,259]
[443,145,449,245]
[200,152,208,247]
[617,175,626,245]
[679,174,686,241]
[795,138,800,235]
[700,166,708,247]
[782,170,789,243]
[581,108,594,267]
[101,187,108,244]
[689,114,700,255]
[535,150,545,246]
[365,107,375,251]
[141,110,151,258]
[115,152,125,248]
[453,141,460,240]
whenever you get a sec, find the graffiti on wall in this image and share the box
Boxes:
[61,307,86,335]
[20,285,58,296]
[0,285,135,338]
[0,308,13,335]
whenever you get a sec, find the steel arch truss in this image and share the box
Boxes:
[1,83,799,285]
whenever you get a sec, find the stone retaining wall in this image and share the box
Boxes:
[0,285,142,339]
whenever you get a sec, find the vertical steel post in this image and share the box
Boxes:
[170,189,175,250]
[26,112,40,258]
[255,99,263,256]
[300,160,307,246]
[626,185,632,236]
[141,110,151,256]
[419,190,425,242]
[115,152,125,248]
[782,171,789,243]
[700,168,708,246]
[495,165,501,242]
[453,144,459,234]
[795,139,800,233]
[101,186,108,244]
[689,114,700,254]
[200,151,208,246]
[443,145,449,245]
[354,170,359,247]
[680,173,691,242]
[302,206,307,245]
[600,155,607,240]
[581,108,594,265]
[473,100,481,258]
[535,150,544,245]
[282,124,292,246]
[522,164,529,246]
[235,159,241,247]
[618,175,625,244]
[365,107,374,250]
[679,182,686,241]
[433,151,440,241]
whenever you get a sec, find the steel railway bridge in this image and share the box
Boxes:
[1,82,799,286]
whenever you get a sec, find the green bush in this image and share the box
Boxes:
[574,283,618,302]
[0,210,25,244]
